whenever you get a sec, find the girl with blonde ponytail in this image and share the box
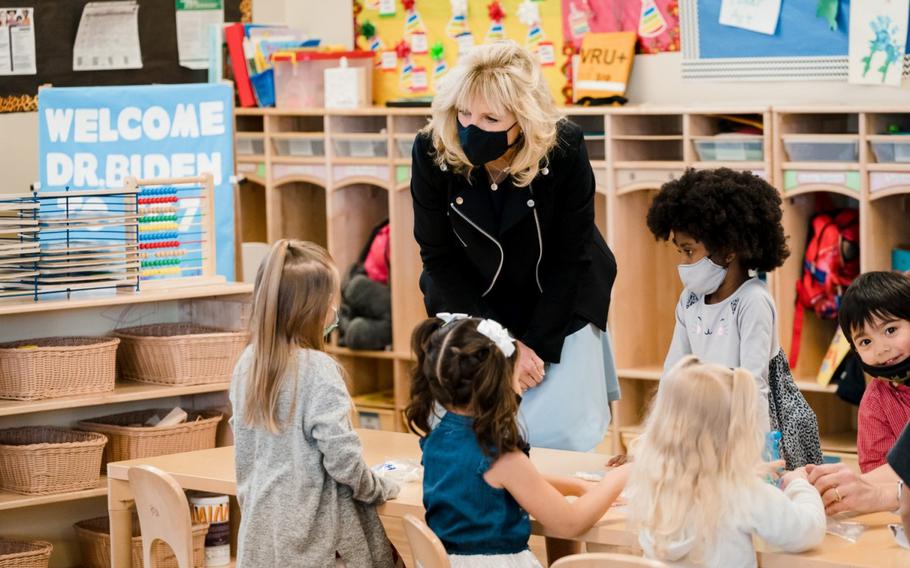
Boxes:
[627,356,826,567]
[230,239,399,568]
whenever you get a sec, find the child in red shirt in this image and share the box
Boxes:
[839,271,910,473]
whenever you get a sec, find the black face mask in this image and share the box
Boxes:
[861,355,910,385]
[457,121,519,166]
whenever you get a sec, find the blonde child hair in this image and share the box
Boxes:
[628,356,764,563]
[424,41,563,187]
[245,239,338,432]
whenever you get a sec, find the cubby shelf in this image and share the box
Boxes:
[0,477,108,512]
[0,382,234,418]
[235,106,908,468]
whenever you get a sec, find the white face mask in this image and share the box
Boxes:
[678,256,727,296]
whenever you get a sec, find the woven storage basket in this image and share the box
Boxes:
[0,337,118,400]
[0,539,52,568]
[78,409,222,467]
[0,427,106,495]
[74,516,208,568]
[114,323,249,386]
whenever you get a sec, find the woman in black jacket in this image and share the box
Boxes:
[411,41,619,452]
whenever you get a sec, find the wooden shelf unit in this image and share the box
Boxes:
[0,282,252,564]
[235,106,910,463]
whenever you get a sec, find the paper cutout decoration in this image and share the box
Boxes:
[360,21,385,52]
[403,0,426,37]
[447,0,469,38]
[410,31,428,53]
[411,65,429,91]
[456,31,475,54]
[848,0,910,87]
[568,1,592,40]
[380,49,398,71]
[518,1,544,48]
[364,0,381,10]
[379,0,396,17]
[395,39,413,88]
[638,0,668,38]
[486,1,507,42]
[431,41,448,81]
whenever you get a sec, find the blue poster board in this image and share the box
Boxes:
[682,0,910,80]
[37,83,235,280]
[696,0,850,59]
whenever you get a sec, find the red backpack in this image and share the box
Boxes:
[363,222,390,286]
[790,208,860,368]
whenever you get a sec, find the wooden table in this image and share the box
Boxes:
[107,429,910,567]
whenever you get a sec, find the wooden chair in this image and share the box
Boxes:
[551,552,668,568]
[401,514,450,568]
[128,465,195,568]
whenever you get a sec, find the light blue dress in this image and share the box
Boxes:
[518,325,620,451]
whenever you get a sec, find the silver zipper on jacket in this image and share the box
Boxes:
[532,208,543,294]
[452,226,467,247]
[450,203,503,297]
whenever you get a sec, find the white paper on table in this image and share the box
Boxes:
[719,0,781,35]
[73,1,142,71]
[176,0,224,70]
[0,8,37,75]
[848,0,910,86]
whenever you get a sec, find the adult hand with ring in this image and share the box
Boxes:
[807,463,884,516]
[515,340,545,391]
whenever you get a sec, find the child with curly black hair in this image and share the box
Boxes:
[647,168,823,469]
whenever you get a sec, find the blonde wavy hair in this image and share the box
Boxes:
[626,356,765,564]
[423,41,563,187]
[245,239,338,433]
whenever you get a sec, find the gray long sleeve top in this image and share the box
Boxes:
[230,346,399,567]
[663,277,775,432]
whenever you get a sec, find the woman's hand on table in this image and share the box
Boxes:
[807,463,890,515]
[515,340,545,392]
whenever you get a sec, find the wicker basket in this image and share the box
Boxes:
[0,427,106,495]
[74,516,208,568]
[114,323,249,386]
[0,539,52,568]
[78,409,223,467]
[0,337,118,400]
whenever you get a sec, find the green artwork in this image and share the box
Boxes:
[816,0,839,31]
[862,16,902,83]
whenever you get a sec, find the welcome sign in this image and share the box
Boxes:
[38,83,235,280]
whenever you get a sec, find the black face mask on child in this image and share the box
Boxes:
[861,355,910,385]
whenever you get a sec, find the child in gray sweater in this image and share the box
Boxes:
[230,240,399,567]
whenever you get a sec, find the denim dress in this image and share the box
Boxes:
[421,412,542,568]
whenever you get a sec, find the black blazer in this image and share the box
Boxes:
[411,120,617,363]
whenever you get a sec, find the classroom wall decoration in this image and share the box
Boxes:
[37,83,236,280]
[680,0,910,81]
[0,0,245,113]
[847,0,910,86]
[560,0,680,54]
[354,0,568,105]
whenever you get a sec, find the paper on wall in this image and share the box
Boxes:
[176,0,224,70]
[0,7,37,75]
[73,1,142,71]
[848,0,910,86]
[718,0,782,36]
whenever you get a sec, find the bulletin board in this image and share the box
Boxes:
[354,0,567,105]
[0,0,247,113]
[680,0,910,81]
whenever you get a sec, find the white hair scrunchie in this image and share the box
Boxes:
[476,318,516,358]
[436,312,469,326]
[435,313,516,358]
